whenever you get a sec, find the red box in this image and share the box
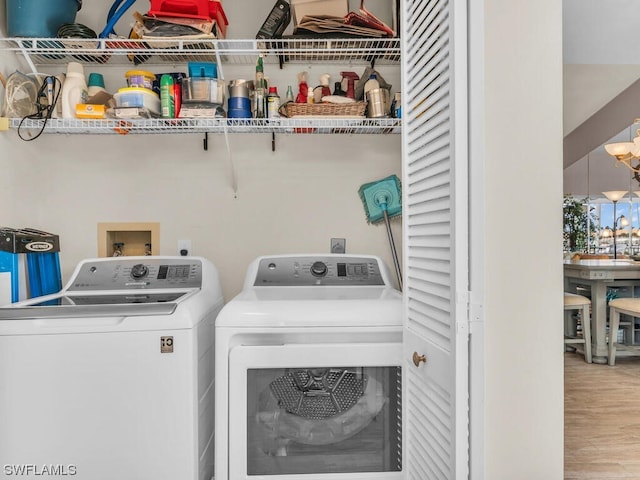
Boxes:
[148,0,228,37]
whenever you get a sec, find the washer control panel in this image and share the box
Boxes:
[68,258,203,291]
[254,256,386,286]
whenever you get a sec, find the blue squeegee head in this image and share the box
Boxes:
[358,174,402,224]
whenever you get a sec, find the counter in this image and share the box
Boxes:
[564,259,640,364]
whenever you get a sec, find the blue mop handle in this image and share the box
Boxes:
[382,208,403,290]
[100,0,138,38]
[375,193,402,290]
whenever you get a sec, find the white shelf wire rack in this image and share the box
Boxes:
[0,37,401,69]
[2,37,401,137]
[10,117,401,135]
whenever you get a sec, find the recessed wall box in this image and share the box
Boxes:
[98,222,160,257]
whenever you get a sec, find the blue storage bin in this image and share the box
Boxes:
[188,62,218,79]
[6,0,82,37]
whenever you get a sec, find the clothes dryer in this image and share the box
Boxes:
[0,256,223,480]
[215,254,403,480]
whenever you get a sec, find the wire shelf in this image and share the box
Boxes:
[1,37,401,67]
[10,117,401,135]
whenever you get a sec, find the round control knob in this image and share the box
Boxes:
[130,263,149,279]
[310,261,328,277]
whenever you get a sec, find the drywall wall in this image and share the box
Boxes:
[484,0,564,478]
[0,131,402,298]
[0,1,402,298]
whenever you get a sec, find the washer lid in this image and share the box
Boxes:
[0,291,188,319]
[216,286,402,328]
[238,285,399,301]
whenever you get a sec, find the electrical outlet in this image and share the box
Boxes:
[178,239,192,256]
[331,238,346,254]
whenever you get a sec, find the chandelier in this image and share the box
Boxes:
[604,128,640,184]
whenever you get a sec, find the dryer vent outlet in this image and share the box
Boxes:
[178,240,192,256]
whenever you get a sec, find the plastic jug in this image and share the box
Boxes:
[61,62,88,119]
[364,73,380,97]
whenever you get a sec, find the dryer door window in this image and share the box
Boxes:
[228,343,403,478]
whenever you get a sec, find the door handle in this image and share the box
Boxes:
[412,351,427,367]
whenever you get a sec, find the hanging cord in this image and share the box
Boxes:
[17,75,62,142]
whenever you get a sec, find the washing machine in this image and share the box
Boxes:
[0,256,224,480]
[215,254,403,480]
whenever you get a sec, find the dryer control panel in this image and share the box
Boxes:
[253,256,386,286]
[67,258,203,291]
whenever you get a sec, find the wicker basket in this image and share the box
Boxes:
[279,101,367,118]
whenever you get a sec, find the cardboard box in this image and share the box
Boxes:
[291,0,348,25]
[76,104,106,119]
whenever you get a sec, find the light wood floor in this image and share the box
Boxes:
[565,352,640,479]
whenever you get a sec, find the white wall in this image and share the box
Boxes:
[0,129,401,299]
[0,1,402,299]
[564,128,636,196]
[484,0,564,478]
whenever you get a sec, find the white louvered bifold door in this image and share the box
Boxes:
[401,0,470,478]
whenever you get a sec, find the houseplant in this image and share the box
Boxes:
[563,194,599,252]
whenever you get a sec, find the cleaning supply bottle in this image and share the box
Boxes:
[320,74,331,97]
[254,55,266,118]
[255,79,266,118]
[160,74,175,118]
[312,74,331,103]
[364,73,380,98]
[285,85,294,103]
[391,92,401,118]
[333,81,346,96]
[87,73,106,98]
[340,71,359,99]
[296,71,308,103]
[267,86,280,118]
[60,62,88,119]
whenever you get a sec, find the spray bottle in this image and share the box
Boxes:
[340,71,359,100]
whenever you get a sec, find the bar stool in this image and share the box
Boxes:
[608,298,640,366]
[564,293,592,363]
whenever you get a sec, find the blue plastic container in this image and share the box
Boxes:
[228,108,252,119]
[188,62,218,79]
[228,97,251,110]
[227,96,251,118]
[6,0,82,37]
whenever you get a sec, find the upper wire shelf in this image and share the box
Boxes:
[0,37,401,67]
